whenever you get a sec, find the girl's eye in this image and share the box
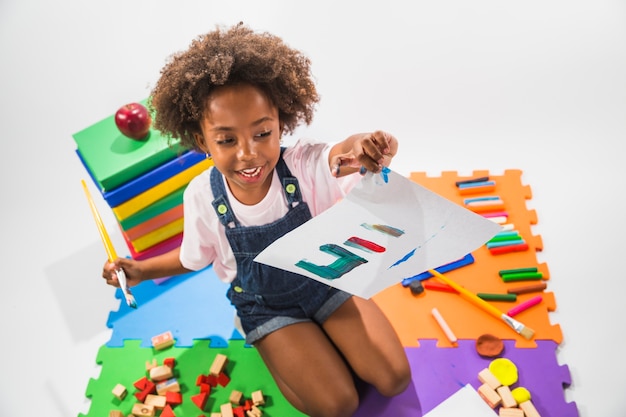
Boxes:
[216,137,235,146]
[256,130,272,138]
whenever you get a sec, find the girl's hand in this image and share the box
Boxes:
[330,130,398,176]
[102,257,144,288]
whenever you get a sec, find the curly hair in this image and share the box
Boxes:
[149,22,320,151]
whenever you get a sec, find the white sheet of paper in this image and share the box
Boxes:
[424,384,497,417]
[254,169,502,299]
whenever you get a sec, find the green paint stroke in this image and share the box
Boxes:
[296,244,368,280]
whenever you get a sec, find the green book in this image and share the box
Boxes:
[73,100,183,191]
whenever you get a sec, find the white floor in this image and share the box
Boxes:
[1,1,625,416]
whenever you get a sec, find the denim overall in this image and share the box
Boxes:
[210,150,351,344]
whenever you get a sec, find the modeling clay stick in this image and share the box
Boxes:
[487,239,526,249]
[489,243,529,255]
[423,281,458,293]
[499,267,538,276]
[506,282,547,295]
[455,176,490,186]
[500,272,544,282]
[477,293,517,302]
[429,269,535,340]
[431,307,457,344]
[507,295,543,317]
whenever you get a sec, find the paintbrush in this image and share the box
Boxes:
[428,269,534,340]
[81,179,137,309]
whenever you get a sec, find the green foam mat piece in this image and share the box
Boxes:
[80,339,306,417]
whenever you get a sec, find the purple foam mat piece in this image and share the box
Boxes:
[106,266,236,348]
[408,339,578,417]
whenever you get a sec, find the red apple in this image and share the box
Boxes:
[114,102,152,140]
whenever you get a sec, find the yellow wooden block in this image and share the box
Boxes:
[113,158,211,220]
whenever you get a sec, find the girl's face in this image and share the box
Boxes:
[196,83,282,206]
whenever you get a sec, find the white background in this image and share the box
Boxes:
[1,1,624,416]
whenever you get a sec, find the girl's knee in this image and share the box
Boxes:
[376,363,412,397]
[306,386,359,417]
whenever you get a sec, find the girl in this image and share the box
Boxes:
[103,23,410,417]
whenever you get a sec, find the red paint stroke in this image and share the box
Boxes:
[346,237,386,253]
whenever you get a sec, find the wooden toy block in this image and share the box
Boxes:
[478,368,502,390]
[477,383,502,408]
[112,383,127,400]
[229,389,243,405]
[160,404,176,417]
[499,407,524,417]
[233,406,246,417]
[163,357,176,368]
[217,371,231,387]
[132,403,156,417]
[146,358,157,370]
[251,390,265,406]
[151,331,175,350]
[497,385,518,408]
[150,365,173,382]
[519,400,542,417]
[135,386,154,403]
[134,376,150,390]
[220,402,234,417]
[191,392,209,410]
[145,394,167,409]
[247,405,263,417]
[109,411,124,417]
[210,353,229,376]
[156,378,180,395]
[165,391,182,405]
[210,413,222,417]
[199,382,212,393]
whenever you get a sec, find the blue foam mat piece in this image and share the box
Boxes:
[106,266,236,348]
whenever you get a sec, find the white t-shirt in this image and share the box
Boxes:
[179,138,361,283]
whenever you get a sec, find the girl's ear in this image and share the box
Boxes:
[194,133,207,152]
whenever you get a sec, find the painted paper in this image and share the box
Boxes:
[254,169,502,299]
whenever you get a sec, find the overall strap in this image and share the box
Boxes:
[210,167,239,228]
[276,147,303,206]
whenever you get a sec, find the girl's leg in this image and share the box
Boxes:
[322,296,411,397]
[254,322,359,417]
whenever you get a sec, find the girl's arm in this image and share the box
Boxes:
[103,246,193,288]
[328,130,398,177]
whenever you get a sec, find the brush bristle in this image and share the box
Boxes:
[519,325,535,340]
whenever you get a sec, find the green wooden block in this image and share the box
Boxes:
[73,100,184,192]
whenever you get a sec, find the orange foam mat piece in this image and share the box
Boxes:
[373,169,562,348]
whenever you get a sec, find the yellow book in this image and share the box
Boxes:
[131,217,184,253]
[113,158,211,220]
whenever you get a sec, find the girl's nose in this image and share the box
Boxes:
[237,139,257,160]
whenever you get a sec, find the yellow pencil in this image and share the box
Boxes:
[429,269,534,340]
[81,179,137,308]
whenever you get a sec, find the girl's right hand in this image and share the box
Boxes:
[102,258,144,288]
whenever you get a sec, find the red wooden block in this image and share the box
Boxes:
[135,387,152,403]
[196,374,207,386]
[134,376,149,390]
[191,392,208,411]
[165,391,182,405]
[217,372,230,387]
[233,406,245,417]
[160,404,176,417]
[199,383,211,394]
[163,357,176,368]
[207,374,218,387]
